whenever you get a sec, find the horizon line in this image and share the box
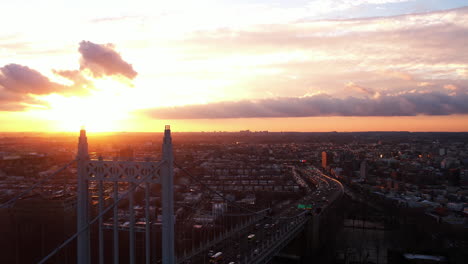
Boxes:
[1,130,468,134]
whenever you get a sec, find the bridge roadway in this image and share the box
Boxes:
[184,165,344,264]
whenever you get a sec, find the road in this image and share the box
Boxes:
[187,165,343,264]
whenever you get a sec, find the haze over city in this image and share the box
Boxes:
[1,0,468,132]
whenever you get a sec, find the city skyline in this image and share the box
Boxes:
[1,0,468,132]
[1,126,467,263]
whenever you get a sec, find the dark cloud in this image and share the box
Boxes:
[0,64,63,94]
[78,41,137,79]
[0,40,137,111]
[0,64,66,110]
[142,91,468,119]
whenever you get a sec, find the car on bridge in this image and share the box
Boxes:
[210,252,223,263]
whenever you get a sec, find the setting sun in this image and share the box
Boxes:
[37,78,135,132]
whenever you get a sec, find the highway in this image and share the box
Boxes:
[185,165,343,264]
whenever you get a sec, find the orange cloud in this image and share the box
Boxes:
[444,84,458,91]
[380,70,413,81]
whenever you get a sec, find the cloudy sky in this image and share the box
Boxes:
[1,0,467,132]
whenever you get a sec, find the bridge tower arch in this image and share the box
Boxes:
[76,126,175,264]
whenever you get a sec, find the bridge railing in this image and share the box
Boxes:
[245,211,308,264]
[177,209,269,264]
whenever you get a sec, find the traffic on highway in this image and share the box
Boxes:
[187,165,343,264]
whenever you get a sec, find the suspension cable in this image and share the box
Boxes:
[37,161,161,264]
[0,159,76,208]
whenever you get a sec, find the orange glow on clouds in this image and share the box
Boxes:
[1,3,468,132]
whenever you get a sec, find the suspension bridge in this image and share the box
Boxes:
[0,126,344,264]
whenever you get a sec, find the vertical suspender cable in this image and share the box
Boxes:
[129,182,135,264]
[145,182,151,264]
[98,180,104,264]
[113,182,119,264]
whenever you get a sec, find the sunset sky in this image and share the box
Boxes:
[1,0,467,132]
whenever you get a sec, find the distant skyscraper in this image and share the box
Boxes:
[322,151,333,168]
[360,160,367,179]
[439,148,446,156]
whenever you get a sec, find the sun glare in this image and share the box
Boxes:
[38,78,135,132]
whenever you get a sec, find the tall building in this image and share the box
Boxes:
[439,148,446,156]
[322,151,333,168]
[360,160,367,179]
